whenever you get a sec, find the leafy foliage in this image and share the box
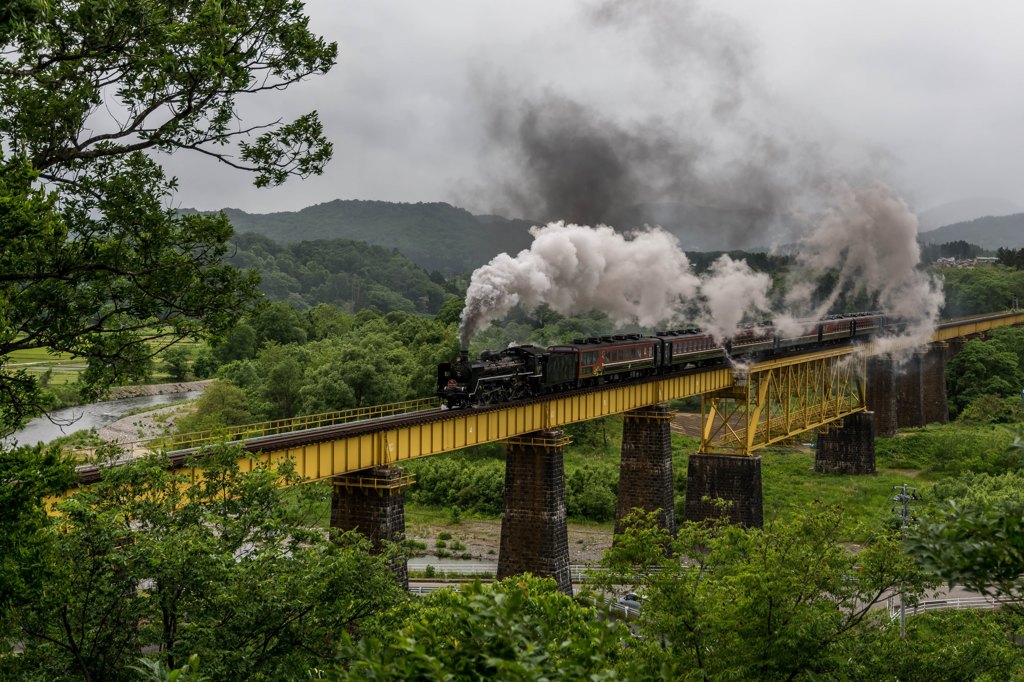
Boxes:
[3,446,405,681]
[597,508,928,681]
[941,265,1024,317]
[875,425,1018,475]
[0,444,75,623]
[947,339,1023,415]
[227,233,455,314]
[333,577,627,681]
[910,460,1024,601]
[0,0,338,432]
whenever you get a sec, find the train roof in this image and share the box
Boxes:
[555,334,661,349]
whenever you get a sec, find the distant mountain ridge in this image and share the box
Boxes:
[919,213,1024,249]
[917,197,1021,232]
[209,200,536,275]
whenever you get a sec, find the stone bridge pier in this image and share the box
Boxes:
[616,404,676,536]
[814,411,876,474]
[498,430,572,594]
[330,466,411,589]
[684,454,763,528]
[895,344,950,428]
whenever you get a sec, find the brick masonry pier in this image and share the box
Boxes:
[616,404,676,536]
[815,411,876,474]
[684,454,763,528]
[498,430,572,594]
[330,466,410,589]
[867,354,898,436]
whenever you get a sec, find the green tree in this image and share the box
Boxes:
[1,0,337,431]
[597,508,927,681]
[0,0,335,639]
[212,322,259,365]
[162,346,193,382]
[0,445,75,625]
[946,339,1023,415]
[257,344,306,419]
[175,380,254,433]
[333,577,627,680]
[250,301,309,347]
[909,463,1024,603]
[4,446,405,681]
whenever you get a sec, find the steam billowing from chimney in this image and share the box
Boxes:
[458,181,943,352]
[458,223,698,348]
[458,222,779,349]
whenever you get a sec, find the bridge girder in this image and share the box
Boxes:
[700,347,867,456]
[65,311,1024,492]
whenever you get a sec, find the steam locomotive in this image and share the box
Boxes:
[437,312,887,409]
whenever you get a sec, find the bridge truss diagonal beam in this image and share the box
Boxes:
[701,348,867,456]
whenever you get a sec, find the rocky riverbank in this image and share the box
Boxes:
[106,380,212,400]
[93,381,211,443]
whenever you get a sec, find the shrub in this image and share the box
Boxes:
[876,425,1017,476]
[566,465,617,522]
[957,394,1024,425]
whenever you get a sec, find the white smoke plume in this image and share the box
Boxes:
[784,181,944,353]
[698,255,772,340]
[458,222,696,348]
[458,181,944,355]
[458,222,778,349]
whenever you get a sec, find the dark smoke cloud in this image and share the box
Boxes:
[482,93,704,226]
[465,0,803,250]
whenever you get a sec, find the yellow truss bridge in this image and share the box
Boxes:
[71,311,1024,487]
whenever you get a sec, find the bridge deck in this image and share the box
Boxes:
[70,311,1024,487]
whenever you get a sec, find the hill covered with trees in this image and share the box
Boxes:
[919,212,1024,249]
[226,233,457,314]
[206,200,536,274]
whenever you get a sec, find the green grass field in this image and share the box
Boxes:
[8,337,208,388]
[7,347,86,385]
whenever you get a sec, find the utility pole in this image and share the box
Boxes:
[892,483,917,638]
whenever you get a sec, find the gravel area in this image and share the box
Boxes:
[96,401,197,444]
[407,519,613,564]
[106,380,211,400]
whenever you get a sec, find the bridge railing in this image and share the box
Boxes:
[887,595,1010,620]
[72,396,441,461]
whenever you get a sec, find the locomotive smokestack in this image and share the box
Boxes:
[459,349,469,362]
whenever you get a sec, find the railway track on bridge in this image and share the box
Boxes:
[74,366,713,484]
[71,310,1024,487]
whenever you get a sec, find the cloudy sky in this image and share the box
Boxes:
[165,1,1024,219]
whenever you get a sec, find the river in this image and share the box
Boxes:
[5,391,204,447]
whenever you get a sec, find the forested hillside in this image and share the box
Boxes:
[226,233,457,314]
[919,212,1024,248]
[210,200,535,274]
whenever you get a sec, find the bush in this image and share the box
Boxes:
[565,465,617,522]
[405,457,505,515]
[957,394,1024,425]
[876,425,1017,476]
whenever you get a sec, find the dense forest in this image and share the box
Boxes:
[225,233,457,314]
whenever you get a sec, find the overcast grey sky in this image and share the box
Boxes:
[165,1,1024,218]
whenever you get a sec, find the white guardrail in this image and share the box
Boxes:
[888,595,1008,620]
